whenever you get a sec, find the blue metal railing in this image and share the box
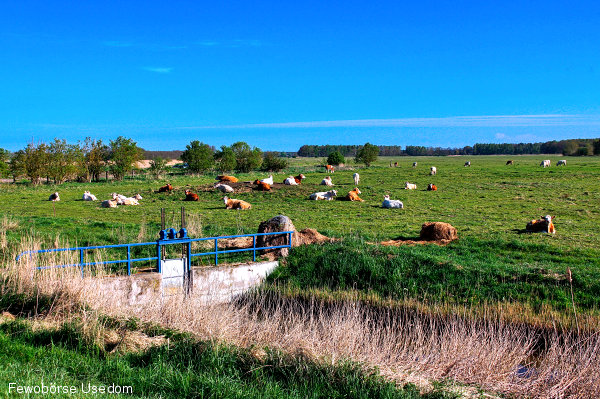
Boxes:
[15,231,294,277]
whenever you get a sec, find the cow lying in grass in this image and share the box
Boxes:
[82,191,97,201]
[184,189,199,201]
[381,195,403,208]
[405,182,417,190]
[526,215,556,234]
[344,188,364,202]
[101,199,118,208]
[283,176,298,185]
[216,175,238,183]
[320,176,334,186]
[427,184,437,191]
[254,180,272,191]
[309,190,337,200]
[158,184,173,193]
[223,196,251,209]
[214,183,234,193]
[49,192,60,201]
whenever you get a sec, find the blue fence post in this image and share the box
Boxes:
[253,235,256,262]
[288,232,292,249]
[187,242,191,271]
[127,245,131,276]
[80,249,84,278]
[214,238,218,265]
[157,244,162,273]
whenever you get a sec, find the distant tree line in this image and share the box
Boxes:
[298,145,402,157]
[299,138,600,157]
[3,136,143,184]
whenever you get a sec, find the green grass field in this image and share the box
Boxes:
[2,155,600,317]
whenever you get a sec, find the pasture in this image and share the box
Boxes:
[2,154,600,397]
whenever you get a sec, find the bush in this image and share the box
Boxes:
[327,151,345,166]
[261,152,289,172]
[181,141,214,173]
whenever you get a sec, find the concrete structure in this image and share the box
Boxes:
[97,261,279,306]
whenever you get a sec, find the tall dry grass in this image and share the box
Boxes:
[2,237,600,398]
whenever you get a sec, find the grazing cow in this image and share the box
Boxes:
[353,173,360,186]
[394,162,398,167]
[540,160,551,168]
[214,183,234,193]
[223,196,251,210]
[325,164,335,173]
[283,176,298,185]
[430,166,437,175]
[526,215,556,234]
[49,192,60,202]
[320,176,334,186]
[158,183,173,193]
[184,189,199,201]
[427,184,437,191]
[412,162,417,168]
[344,188,364,202]
[82,191,97,201]
[381,195,403,209]
[557,160,567,166]
[464,161,471,167]
[294,174,306,184]
[309,190,337,201]
[216,175,239,183]
[506,160,514,165]
[133,193,143,200]
[254,180,272,191]
[405,182,417,190]
[101,199,118,208]
[258,175,273,185]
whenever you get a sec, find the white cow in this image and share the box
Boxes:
[353,173,360,186]
[49,192,60,202]
[320,176,334,186]
[214,183,234,193]
[309,190,337,200]
[381,195,403,209]
[82,191,97,201]
[430,166,437,175]
[404,182,417,190]
[101,199,118,208]
[260,175,274,185]
[540,160,551,168]
[557,160,567,166]
[283,176,298,185]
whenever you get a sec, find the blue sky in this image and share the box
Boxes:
[1,1,599,151]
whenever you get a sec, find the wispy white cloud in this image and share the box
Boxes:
[142,67,173,74]
[172,114,600,130]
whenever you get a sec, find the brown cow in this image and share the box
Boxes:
[216,175,239,183]
[158,184,173,193]
[344,188,364,202]
[184,189,199,201]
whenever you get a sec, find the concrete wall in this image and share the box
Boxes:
[96,261,278,306]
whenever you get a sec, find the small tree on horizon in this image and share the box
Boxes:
[109,136,142,181]
[261,152,288,172]
[327,151,345,166]
[148,157,168,179]
[214,146,237,173]
[354,142,379,167]
[0,148,9,178]
[181,140,215,173]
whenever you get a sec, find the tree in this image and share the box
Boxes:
[230,141,262,172]
[181,141,214,173]
[148,157,168,179]
[109,136,142,181]
[354,142,379,167]
[214,146,237,172]
[0,148,9,178]
[9,150,25,182]
[23,142,48,185]
[327,151,345,166]
[47,138,80,184]
[261,152,288,172]
[593,139,600,155]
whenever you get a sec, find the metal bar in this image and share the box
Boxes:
[157,244,162,273]
[80,249,84,278]
[214,238,218,265]
[253,235,256,262]
[127,245,131,276]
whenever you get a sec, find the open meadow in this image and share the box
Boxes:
[2,155,600,397]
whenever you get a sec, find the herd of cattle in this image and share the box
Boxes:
[46,159,565,233]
